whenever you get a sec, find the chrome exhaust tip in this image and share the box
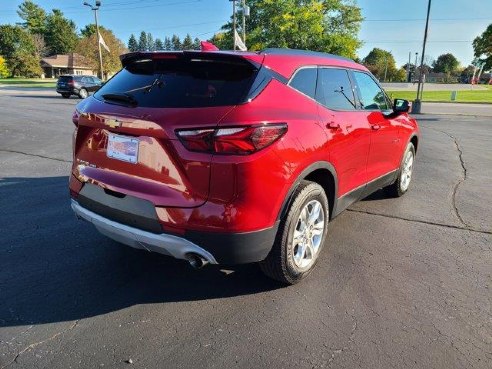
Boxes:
[186,253,209,269]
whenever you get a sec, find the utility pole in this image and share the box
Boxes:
[412,0,432,114]
[84,1,104,80]
[414,52,418,81]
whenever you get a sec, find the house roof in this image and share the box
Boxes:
[41,53,92,69]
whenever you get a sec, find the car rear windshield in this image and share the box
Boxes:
[58,76,73,82]
[94,56,258,108]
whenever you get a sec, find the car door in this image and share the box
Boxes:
[351,71,401,182]
[315,67,371,198]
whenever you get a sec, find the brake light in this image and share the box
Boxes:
[176,124,287,155]
[68,79,75,86]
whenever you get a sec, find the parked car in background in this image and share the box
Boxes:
[69,48,419,284]
[56,75,103,99]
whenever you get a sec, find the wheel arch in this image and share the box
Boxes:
[410,134,419,153]
[277,161,338,221]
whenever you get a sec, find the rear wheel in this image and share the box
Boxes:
[78,88,88,99]
[260,181,329,284]
[61,93,70,98]
[384,142,415,197]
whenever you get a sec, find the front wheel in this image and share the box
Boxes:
[384,142,415,197]
[260,181,329,285]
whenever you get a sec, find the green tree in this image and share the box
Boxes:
[138,31,147,51]
[0,56,9,78]
[432,53,460,74]
[171,34,181,50]
[80,24,109,38]
[182,34,194,50]
[193,37,201,50]
[0,24,41,77]
[473,23,492,70]
[164,37,172,51]
[17,0,47,35]
[147,33,154,51]
[363,48,400,81]
[213,0,362,58]
[128,34,138,52]
[154,38,164,50]
[76,28,127,78]
[44,9,78,54]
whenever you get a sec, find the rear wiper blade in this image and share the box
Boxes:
[101,92,138,106]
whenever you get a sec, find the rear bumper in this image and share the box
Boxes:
[57,87,78,94]
[71,198,278,265]
[72,200,218,264]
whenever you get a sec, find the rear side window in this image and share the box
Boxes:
[316,68,356,110]
[94,56,258,108]
[289,68,317,99]
[353,71,389,110]
[58,76,72,82]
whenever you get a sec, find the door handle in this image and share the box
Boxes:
[371,124,381,130]
[326,122,341,130]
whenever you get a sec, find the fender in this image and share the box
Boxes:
[277,161,338,221]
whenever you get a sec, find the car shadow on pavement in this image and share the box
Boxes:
[0,176,282,328]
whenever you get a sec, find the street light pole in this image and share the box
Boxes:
[412,0,432,114]
[83,1,104,80]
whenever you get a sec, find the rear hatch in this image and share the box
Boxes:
[57,75,73,90]
[73,51,262,208]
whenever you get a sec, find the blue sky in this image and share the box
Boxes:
[0,0,490,67]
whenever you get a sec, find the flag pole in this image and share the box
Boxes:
[94,8,104,80]
[232,0,237,50]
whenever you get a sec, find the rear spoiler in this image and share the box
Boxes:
[119,50,264,68]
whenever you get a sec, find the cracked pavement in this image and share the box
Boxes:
[0,90,491,368]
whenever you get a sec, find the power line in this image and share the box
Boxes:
[363,40,473,43]
[363,17,490,22]
[0,0,202,14]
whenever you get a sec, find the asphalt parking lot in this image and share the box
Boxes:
[0,89,491,369]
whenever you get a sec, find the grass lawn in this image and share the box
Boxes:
[0,78,56,88]
[388,87,492,104]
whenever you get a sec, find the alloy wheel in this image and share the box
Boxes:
[292,200,325,269]
[400,150,414,191]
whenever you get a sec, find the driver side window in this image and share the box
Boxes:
[353,71,389,111]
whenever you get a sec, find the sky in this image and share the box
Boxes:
[0,0,490,67]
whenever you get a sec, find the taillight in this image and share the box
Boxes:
[68,79,75,86]
[176,124,287,155]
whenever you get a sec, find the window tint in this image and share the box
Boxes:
[58,76,72,82]
[94,56,257,108]
[353,72,389,110]
[289,68,317,99]
[316,68,356,110]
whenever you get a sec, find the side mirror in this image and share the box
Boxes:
[393,98,410,113]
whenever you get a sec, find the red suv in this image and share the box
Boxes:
[70,48,419,284]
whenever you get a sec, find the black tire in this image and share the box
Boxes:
[61,93,70,99]
[384,142,416,198]
[260,180,329,285]
[78,88,88,99]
